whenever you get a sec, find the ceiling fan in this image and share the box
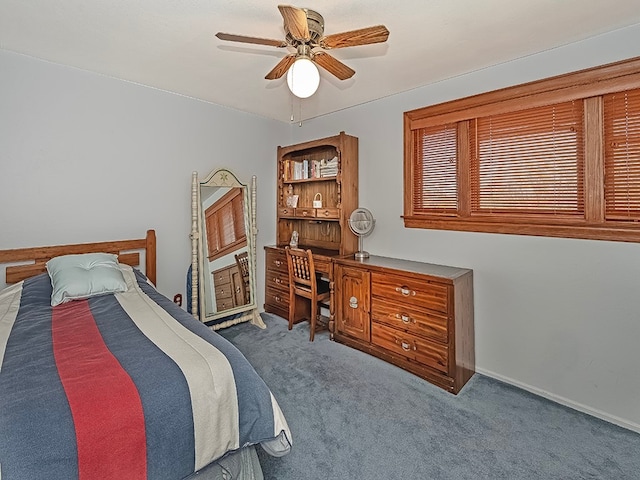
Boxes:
[215,5,390,98]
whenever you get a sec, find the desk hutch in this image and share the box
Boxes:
[264,132,359,320]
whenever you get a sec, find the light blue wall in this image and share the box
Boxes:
[2,23,640,432]
[0,49,288,301]
[292,24,640,431]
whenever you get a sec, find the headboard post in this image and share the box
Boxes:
[145,229,157,286]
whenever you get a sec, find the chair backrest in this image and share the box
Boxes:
[235,251,250,281]
[235,251,250,303]
[285,247,317,292]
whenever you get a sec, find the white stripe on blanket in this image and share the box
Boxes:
[116,266,239,470]
[0,283,23,373]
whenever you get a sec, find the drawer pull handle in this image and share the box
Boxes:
[349,296,358,309]
[395,286,416,297]
[395,313,414,324]
[396,339,415,352]
[274,278,282,284]
[274,295,282,302]
[236,287,241,293]
[275,260,283,267]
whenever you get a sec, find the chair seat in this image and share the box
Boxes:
[294,278,330,296]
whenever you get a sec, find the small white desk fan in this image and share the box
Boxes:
[348,208,376,260]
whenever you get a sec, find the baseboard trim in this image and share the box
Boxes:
[476,368,640,434]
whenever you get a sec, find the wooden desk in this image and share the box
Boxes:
[263,245,341,328]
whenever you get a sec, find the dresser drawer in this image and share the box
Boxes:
[278,207,295,218]
[265,286,289,315]
[371,298,448,344]
[266,267,290,290]
[313,257,331,278]
[212,268,232,285]
[266,249,287,270]
[371,272,448,314]
[295,207,316,218]
[371,322,448,374]
[214,282,234,300]
[315,207,340,219]
[216,296,235,311]
[265,285,288,305]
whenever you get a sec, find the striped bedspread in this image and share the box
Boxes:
[0,265,291,480]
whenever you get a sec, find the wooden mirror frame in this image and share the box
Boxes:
[191,169,264,329]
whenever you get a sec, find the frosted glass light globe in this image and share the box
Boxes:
[286,57,320,98]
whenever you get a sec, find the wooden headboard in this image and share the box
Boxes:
[0,229,156,286]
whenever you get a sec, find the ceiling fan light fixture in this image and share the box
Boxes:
[286,57,320,98]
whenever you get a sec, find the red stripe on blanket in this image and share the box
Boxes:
[52,300,147,480]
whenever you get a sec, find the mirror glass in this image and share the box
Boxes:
[191,169,263,329]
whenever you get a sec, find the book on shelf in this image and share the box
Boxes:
[283,157,336,181]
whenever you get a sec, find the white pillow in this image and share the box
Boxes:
[46,253,128,307]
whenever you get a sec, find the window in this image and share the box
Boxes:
[205,187,247,261]
[604,88,640,222]
[404,56,640,242]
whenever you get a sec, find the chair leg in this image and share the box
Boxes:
[288,290,295,331]
[309,301,317,342]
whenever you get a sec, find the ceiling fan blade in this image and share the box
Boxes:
[312,52,355,80]
[278,5,310,42]
[320,25,390,49]
[216,32,287,48]
[265,55,297,80]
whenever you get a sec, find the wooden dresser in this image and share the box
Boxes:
[333,255,474,394]
[212,263,244,311]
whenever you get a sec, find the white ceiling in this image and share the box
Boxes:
[2,1,640,124]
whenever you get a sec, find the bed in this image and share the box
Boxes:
[0,230,291,480]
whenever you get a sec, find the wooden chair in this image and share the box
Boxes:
[285,247,330,342]
[235,251,251,305]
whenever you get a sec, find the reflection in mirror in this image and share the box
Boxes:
[191,169,264,330]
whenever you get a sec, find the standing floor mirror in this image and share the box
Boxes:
[191,168,264,330]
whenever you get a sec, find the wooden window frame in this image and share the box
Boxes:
[404,56,640,242]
